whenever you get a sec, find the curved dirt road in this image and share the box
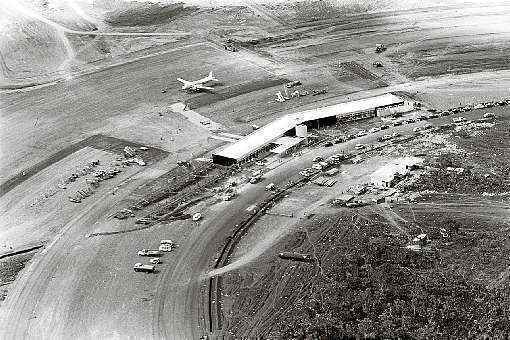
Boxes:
[0,95,506,339]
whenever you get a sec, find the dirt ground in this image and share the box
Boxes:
[2,1,510,339]
[220,108,510,339]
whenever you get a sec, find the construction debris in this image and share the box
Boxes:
[312,176,336,187]
[123,146,137,158]
[331,194,354,206]
[114,208,135,219]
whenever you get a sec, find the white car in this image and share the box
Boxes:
[149,258,160,264]
[159,244,175,252]
[192,212,202,221]
[369,127,380,133]
[137,249,161,257]
[159,240,177,252]
[356,130,367,137]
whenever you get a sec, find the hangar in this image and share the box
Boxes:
[212,93,410,165]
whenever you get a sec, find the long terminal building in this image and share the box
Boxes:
[212,93,413,166]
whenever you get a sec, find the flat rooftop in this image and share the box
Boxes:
[270,136,305,154]
[214,93,403,161]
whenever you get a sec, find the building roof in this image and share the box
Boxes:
[371,157,423,184]
[270,136,304,154]
[214,93,403,161]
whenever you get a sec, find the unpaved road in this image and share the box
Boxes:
[0,121,402,339]
[2,2,510,336]
[0,167,151,338]
[6,3,189,38]
[0,82,507,338]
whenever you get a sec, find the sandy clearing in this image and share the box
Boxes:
[215,156,391,277]
[170,102,223,132]
[0,147,135,252]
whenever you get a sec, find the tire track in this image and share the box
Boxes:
[0,134,167,198]
[207,175,307,333]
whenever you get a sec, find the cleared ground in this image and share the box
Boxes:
[1,1,510,339]
[220,108,510,339]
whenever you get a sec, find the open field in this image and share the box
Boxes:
[1,1,510,339]
[0,41,276,180]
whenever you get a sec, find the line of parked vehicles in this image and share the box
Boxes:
[321,98,506,149]
[133,239,178,273]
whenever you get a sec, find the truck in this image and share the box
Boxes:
[285,80,302,88]
[223,39,238,52]
[249,175,262,184]
[265,183,276,191]
[312,163,325,171]
[133,263,156,273]
[346,200,369,208]
[137,249,162,257]
[375,43,387,53]
[278,252,315,263]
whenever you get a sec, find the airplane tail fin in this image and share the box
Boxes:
[208,71,218,82]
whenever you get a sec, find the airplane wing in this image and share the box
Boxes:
[194,84,214,91]
[195,77,209,85]
[177,78,193,90]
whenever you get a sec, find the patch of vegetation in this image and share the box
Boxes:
[224,209,510,339]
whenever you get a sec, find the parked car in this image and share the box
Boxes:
[134,263,156,273]
[137,249,162,257]
[159,240,177,252]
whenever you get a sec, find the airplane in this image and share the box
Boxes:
[177,71,218,92]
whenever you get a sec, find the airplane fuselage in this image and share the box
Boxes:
[177,72,218,92]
